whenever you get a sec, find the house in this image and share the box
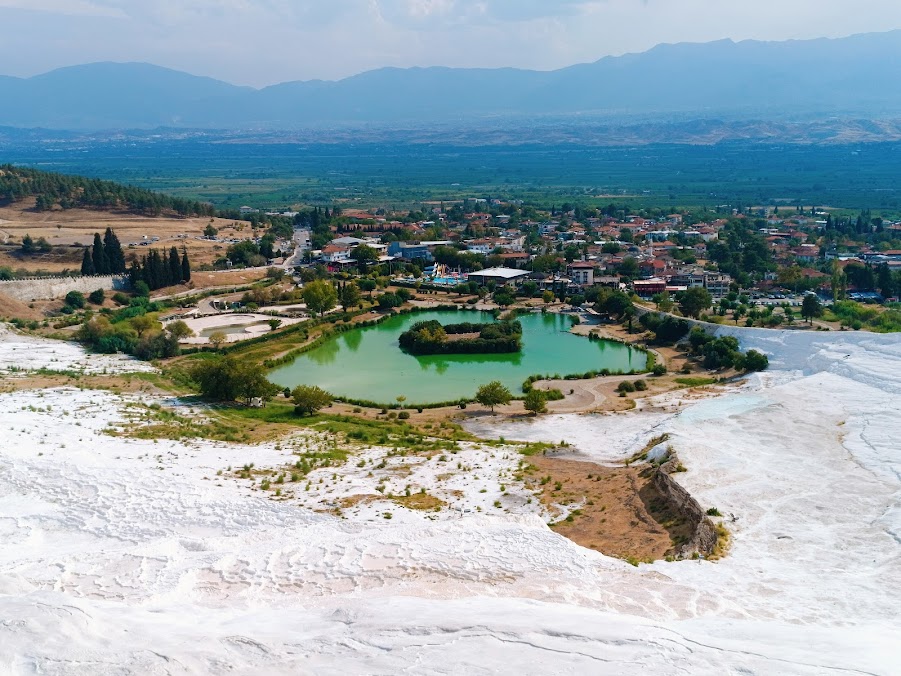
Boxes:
[320,245,352,263]
[467,267,532,287]
[567,262,595,287]
[632,278,667,297]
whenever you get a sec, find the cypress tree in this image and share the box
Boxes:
[181,249,191,283]
[81,247,95,276]
[169,246,182,284]
[103,227,125,273]
[91,232,108,275]
[128,259,142,287]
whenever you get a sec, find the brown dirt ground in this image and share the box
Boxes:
[525,455,694,562]
[0,201,259,272]
[0,293,44,320]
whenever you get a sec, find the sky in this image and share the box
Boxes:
[1,0,900,86]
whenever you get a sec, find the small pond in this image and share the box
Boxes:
[268,310,646,405]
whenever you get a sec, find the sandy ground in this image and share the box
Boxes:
[0,326,899,673]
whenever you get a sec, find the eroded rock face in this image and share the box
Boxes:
[656,452,718,557]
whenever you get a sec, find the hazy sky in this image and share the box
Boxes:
[2,0,900,86]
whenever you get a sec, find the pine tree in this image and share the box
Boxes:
[103,227,125,273]
[169,246,182,284]
[91,232,108,275]
[181,249,191,283]
[81,247,95,276]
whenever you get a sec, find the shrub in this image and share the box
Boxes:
[88,289,106,305]
[652,364,667,376]
[65,290,86,309]
[616,381,636,393]
[397,411,411,420]
[633,379,648,391]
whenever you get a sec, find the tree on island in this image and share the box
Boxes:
[476,381,513,413]
[291,385,334,416]
[302,279,338,317]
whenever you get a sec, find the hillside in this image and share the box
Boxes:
[2,31,901,129]
[0,165,214,218]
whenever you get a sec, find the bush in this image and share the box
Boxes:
[88,289,105,305]
[617,381,636,393]
[652,364,667,376]
[112,292,130,306]
[64,290,86,309]
[633,379,648,391]
[397,411,411,420]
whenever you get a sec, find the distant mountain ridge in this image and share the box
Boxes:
[3,31,901,130]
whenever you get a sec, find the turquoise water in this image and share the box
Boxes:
[268,311,646,405]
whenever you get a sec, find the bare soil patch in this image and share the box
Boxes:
[525,455,694,562]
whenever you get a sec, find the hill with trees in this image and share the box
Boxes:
[0,164,214,217]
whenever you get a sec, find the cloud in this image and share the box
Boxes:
[0,0,125,17]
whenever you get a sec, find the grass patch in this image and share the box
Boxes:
[674,377,718,387]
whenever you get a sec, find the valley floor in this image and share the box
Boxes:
[0,326,898,674]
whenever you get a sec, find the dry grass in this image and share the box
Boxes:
[525,455,694,562]
[0,201,260,272]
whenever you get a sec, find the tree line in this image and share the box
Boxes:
[0,164,215,217]
[128,246,192,292]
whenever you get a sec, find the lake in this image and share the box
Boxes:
[268,310,646,405]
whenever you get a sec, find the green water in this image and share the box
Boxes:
[268,311,646,405]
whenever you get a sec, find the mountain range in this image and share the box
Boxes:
[2,31,901,130]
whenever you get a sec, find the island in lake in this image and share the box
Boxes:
[399,319,523,355]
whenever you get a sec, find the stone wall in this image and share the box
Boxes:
[655,452,718,558]
[0,275,129,302]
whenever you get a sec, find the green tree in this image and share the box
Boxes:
[167,320,194,340]
[358,278,377,299]
[742,350,769,372]
[542,290,555,304]
[302,279,338,317]
[352,244,379,272]
[21,234,35,254]
[475,380,512,412]
[801,294,823,324]
[103,227,126,273]
[64,290,85,309]
[203,223,218,238]
[190,356,280,405]
[679,287,712,318]
[290,384,334,416]
[338,282,362,310]
[181,250,191,283]
[524,389,548,415]
[208,330,227,350]
[91,232,109,275]
[377,292,403,310]
[81,247,95,276]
